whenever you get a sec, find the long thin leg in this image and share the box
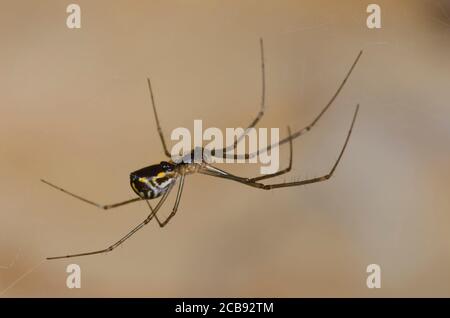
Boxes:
[41,179,142,209]
[250,126,292,182]
[213,50,363,160]
[46,183,175,260]
[144,200,164,225]
[150,173,186,227]
[200,104,359,189]
[147,77,171,157]
[213,38,266,156]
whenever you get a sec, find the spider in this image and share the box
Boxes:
[42,39,362,260]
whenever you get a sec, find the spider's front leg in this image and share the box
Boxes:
[199,104,359,190]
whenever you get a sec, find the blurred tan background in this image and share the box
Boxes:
[1,0,450,297]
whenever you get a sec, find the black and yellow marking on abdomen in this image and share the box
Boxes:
[130,167,175,199]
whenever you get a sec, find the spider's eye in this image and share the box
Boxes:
[160,161,174,171]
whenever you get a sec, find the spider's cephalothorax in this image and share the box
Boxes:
[130,161,177,199]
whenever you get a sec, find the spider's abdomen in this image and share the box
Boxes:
[130,164,176,199]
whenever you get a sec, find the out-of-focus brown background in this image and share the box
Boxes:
[1,0,450,297]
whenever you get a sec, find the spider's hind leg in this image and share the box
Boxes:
[40,179,142,210]
[46,183,175,260]
[145,174,186,228]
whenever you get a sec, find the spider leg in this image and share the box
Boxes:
[250,126,292,182]
[200,104,359,189]
[213,50,363,161]
[213,38,266,156]
[150,174,186,227]
[46,183,174,260]
[40,179,142,209]
[147,77,171,158]
[144,200,163,225]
